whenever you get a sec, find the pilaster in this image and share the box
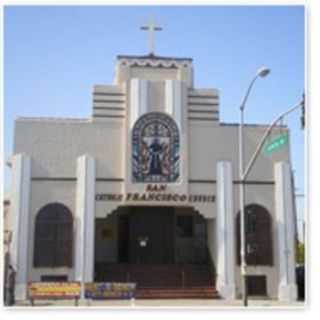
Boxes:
[216,161,236,300]
[275,162,297,302]
[10,154,31,300]
[165,79,183,130]
[75,155,96,298]
[129,78,149,128]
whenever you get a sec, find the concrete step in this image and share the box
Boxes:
[136,287,220,299]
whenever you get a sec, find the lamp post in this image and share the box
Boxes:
[239,67,270,307]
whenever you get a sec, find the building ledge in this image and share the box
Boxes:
[220,122,288,129]
[16,117,91,124]
[117,54,192,61]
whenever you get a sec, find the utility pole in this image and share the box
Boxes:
[239,93,304,306]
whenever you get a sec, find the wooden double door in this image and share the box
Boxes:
[118,207,175,264]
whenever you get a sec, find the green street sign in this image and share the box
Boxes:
[264,133,288,155]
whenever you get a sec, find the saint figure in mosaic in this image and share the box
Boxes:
[132,112,180,183]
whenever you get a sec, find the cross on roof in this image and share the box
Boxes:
[140,17,162,55]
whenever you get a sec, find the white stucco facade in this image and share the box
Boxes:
[9,54,297,301]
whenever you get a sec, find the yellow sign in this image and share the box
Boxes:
[28,282,81,299]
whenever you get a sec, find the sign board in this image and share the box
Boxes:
[28,282,81,305]
[263,133,288,155]
[85,282,136,300]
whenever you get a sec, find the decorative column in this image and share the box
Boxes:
[75,155,96,298]
[130,78,149,128]
[275,162,297,302]
[216,161,236,300]
[10,154,31,301]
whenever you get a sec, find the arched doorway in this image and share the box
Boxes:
[236,203,273,266]
[33,203,73,268]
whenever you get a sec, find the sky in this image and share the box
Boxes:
[3,5,305,235]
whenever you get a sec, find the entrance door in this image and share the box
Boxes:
[128,207,174,264]
[118,214,129,263]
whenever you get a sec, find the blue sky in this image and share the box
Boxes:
[4,5,305,226]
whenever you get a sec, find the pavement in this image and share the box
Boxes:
[9,298,305,309]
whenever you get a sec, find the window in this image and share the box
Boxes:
[34,203,73,268]
[237,204,273,266]
[176,215,193,238]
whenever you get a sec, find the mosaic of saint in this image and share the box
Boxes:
[132,112,180,183]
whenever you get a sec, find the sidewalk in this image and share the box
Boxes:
[11,298,305,308]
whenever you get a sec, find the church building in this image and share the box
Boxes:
[8,27,297,302]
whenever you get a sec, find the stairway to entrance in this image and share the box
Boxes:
[95,263,220,299]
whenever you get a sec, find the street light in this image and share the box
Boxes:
[256,67,271,78]
[239,67,270,307]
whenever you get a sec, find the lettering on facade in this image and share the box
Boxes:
[145,184,167,192]
[95,192,215,203]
